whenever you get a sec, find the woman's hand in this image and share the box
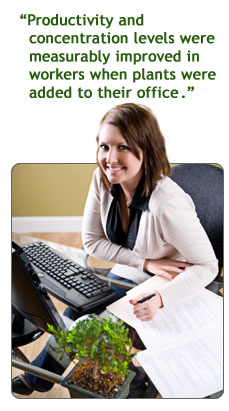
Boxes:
[130,291,163,321]
[144,258,192,280]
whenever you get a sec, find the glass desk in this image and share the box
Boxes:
[12,233,223,399]
[12,232,223,296]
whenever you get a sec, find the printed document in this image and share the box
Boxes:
[137,329,223,398]
[106,276,223,398]
[125,288,222,350]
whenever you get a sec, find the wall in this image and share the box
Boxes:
[12,164,97,217]
[12,163,221,217]
[12,163,220,232]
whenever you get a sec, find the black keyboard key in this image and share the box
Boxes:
[69,266,80,275]
[92,290,103,296]
[64,268,78,276]
[102,286,112,292]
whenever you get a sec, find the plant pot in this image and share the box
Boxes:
[61,361,136,399]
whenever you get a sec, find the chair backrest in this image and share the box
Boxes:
[170,164,223,268]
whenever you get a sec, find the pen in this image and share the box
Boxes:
[137,293,156,304]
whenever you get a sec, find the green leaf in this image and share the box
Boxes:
[47,318,135,378]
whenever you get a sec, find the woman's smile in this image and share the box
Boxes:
[105,164,127,182]
[106,165,125,172]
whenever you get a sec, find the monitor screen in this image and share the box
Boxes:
[12,242,66,332]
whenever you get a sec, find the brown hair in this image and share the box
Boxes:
[96,103,171,196]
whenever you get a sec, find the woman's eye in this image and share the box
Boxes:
[100,144,109,150]
[118,145,129,151]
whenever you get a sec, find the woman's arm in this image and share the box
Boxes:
[152,194,219,306]
[82,169,145,270]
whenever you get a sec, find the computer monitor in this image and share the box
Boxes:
[12,242,67,333]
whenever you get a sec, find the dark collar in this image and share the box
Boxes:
[110,176,151,211]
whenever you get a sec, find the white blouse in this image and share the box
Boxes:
[82,168,218,306]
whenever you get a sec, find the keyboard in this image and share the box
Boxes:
[21,241,116,312]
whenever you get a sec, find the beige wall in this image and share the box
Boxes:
[12,164,97,216]
[12,163,220,217]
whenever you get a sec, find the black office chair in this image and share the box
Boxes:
[170,164,223,281]
[12,307,44,363]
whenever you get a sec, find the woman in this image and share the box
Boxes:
[12,103,218,395]
[82,103,218,321]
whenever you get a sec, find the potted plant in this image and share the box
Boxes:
[47,315,136,399]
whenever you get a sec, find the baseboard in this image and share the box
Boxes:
[12,216,83,233]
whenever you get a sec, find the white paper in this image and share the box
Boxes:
[137,330,223,398]
[107,284,223,398]
[106,275,169,326]
[125,289,223,350]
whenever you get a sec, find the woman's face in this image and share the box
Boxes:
[98,124,143,190]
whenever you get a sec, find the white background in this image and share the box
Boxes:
[2,0,228,408]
